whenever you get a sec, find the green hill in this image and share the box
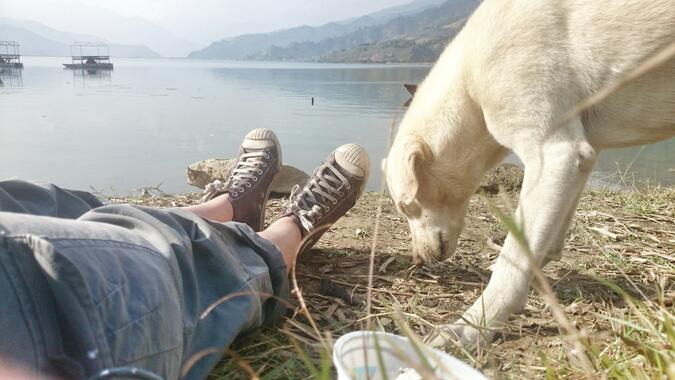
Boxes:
[260,0,478,63]
[188,0,463,61]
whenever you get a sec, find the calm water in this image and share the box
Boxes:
[1,57,673,194]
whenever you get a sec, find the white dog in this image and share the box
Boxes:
[385,0,675,348]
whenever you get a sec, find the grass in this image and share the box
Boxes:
[111,185,674,379]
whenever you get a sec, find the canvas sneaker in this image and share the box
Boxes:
[282,143,369,254]
[201,128,281,231]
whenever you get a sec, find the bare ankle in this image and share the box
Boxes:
[183,194,234,223]
[259,217,302,272]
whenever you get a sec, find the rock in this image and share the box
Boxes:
[187,158,310,195]
[274,165,311,195]
[187,159,233,189]
[479,163,524,194]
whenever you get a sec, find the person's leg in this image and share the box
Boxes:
[189,142,371,274]
[183,194,308,275]
[0,207,187,379]
[188,142,371,274]
[0,137,370,379]
[0,197,292,380]
[183,193,234,222]
[0,179,103,218]
[0,128,284,379]
[185,196,301,274]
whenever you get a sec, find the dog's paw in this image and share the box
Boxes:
[427,321,485,350]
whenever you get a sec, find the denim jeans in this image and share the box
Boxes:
[0,179,288,380]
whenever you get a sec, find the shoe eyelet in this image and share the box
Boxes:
[246,183,252,188]
[264,153,270,159]
[253,177,258,182]
[326,207,330,212]
[257,169,263,175]
[338,191,344,197]
[346,184,351,190]
[332,200,338,205]
[239,187,245,192]
[262,162,267,167]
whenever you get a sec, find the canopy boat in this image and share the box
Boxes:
[63,43,113,70]
[0,41,24,69]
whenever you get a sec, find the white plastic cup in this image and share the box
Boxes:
[333,331,487,380]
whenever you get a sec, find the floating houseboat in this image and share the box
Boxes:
[0,41,24,69]
[63,42,113,70]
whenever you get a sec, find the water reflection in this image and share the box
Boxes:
[208,65,429,113]
[71,68,112,88]
[0,67,23,88]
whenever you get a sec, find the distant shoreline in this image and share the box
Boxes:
[18,55,436,66]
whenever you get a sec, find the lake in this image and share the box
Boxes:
[1,57,672,194]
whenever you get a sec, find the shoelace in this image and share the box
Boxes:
[287,161,349,232]
[200,151,269,202]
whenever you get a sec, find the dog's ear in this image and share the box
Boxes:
[404,84,418,95]
[400,136,433,206]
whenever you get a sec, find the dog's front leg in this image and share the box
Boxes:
[431,118,597,349]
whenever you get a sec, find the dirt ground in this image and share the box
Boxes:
[112,186,674,379]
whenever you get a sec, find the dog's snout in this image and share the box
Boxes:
[411,231,453,265]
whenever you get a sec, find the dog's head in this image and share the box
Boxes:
[385,134,473,265]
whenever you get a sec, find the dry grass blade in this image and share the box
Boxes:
[180,347,223,379]
[224,349,261,380]
[290,253,330,352]
[366,113,401,322]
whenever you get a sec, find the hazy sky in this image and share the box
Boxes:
[1,0,413,44]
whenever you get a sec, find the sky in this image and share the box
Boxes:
[0,0,414,45]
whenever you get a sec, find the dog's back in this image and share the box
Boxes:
[460,0,675,148]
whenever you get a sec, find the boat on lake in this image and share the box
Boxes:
[0,41,24,69]
[63,42,113,70]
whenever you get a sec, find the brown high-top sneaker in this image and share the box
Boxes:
[201,128,281,231]
[281,143,370,254]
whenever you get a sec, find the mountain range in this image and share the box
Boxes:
[0,18,160,58]
[321,0,479,63]
[189,0,480,63]
[2,0,480,62]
